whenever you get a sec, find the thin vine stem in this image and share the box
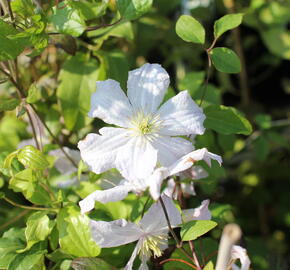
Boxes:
[159,196,195,264]
[3,197,58,212]
[160,258,198,270]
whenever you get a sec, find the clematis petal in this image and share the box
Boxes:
[163,178,178,200]
[231,245,251,270]
[152,136,194,166]
[90,219,143,248]
[147,168,170,200]
[89,79,133,127]
[157,90,205,136]
[79,184,132,214]
[49,147,80,174]
[168,148,222,176]
[182,165,208,180]
[116,136,158,181]
[124,240,143,270]
[181,182,196,196]
[78,127,130,174]
[182,199,211,223]
[140,194,181,233]
[127,63,170,114]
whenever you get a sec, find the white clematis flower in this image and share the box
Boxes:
[79,148,222,214]
[89,195,181,270]
[78,63,205,182]
[230,245,251,270]
[182,199,211,223]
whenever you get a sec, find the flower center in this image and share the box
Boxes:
[139,234,168,258]
[130,111,161,135]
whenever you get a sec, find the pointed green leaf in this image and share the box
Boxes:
[181,220,217,241]
[22,212,55,251]
[0,238,24,268]
[210,47,241,73]
[48,1,86,37]
[57,205,100,257]
[117,0,153,20]
[176,15,205,44]
[204,261,214,270]
[214,13,243,39]
[26,83,41,104]
[17,145,49,170]
[204,105,252,135]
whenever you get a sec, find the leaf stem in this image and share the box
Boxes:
[3,196,59,212]
[160,258,198,269]
[189,240,202,270]
[0,209,31,231]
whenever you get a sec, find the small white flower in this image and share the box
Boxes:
[89,195,181,270]
[182,199,211,223]
[78,63,205,182]
[230,245,251,270]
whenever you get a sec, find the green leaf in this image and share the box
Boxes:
[0,20,29,61]
[49,1,86,37]
[180,220,217,241]
[210,47,241,73]
[117,0,153,20]
[0,238,24,268]
[255,114,272,129]
[57,205,101,257]
[26,83,41,104]
[0,99,20,112]
[22,212,55,251]
[17,145,49,170]
[8,242,47,270]
[204,105,252,135]
[11,0,35,17]
[176,15,205,44]
[71,258,117,270]
[214,13,243,39]
[204,261,214,270]
[9,168,51,205]
[56,53,102,130]
[70,0,109,20]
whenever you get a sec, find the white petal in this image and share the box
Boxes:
[163,178,178,200]
[49,147,81,174]
[124,240,142,270]
[116,136,157,181]
[182,200,211,223]
[79,184,132,214]
[90,219,143,248]
[138,255,149,270]
[180,182,196,196]
[127,63,170,114]
[168,148,223,176]
[140,195,181,233]
[78,127,130,174]
[157,90,205,136]
[231,245,251,270]
[182,165,208,180]
[89,79,133,127]
[147,168,170,201]
[152,136,194,166]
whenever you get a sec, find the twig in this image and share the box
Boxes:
[160,258,198,269]
[141,196,151,218]
[3,196,58,212]
[215,224,241,270]
[26,106,41,150]
[159,196,195,264]
[199,52,212,106]
[189,241,202,270]
[0,209,31,231]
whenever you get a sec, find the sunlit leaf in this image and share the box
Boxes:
[214,13,243,39]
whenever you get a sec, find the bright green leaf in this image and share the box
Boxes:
[214,13,243,39]
[57,53,102,130]
[0,238,24,269]
[26,84,41,104]
[17,145,49,170]
[176,15,205,44]
[204,105,252,135]
[180,220,217,241]
[117,0,153,20]
[22,212,55,251]
[57,205,101,257]
[49,2,86,37]
[204,261,214,270]
[210,47,241,73]
[71,258,117,270]
[0,20,29,61]
[11,0,35,17]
